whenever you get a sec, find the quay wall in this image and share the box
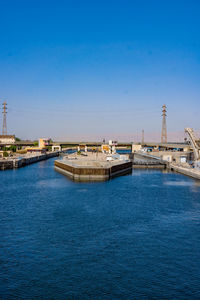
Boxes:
[169,164,200,180]
[133,164,165,169]
[132,153,166,168]
[0,152,59,170]
[0,160,13,170]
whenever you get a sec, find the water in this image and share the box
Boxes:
[0,158,200,299]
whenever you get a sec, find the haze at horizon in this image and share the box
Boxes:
[0,0,200,142]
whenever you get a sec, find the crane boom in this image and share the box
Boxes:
[185,128,200,162]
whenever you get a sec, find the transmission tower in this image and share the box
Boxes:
[2,101,7,135]
[142,129,144,144]
[161,104,167,143]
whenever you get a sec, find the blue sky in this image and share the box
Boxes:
[0,0,200,141]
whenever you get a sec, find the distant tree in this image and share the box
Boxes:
[15,137,21,141]
[7,145,16,152]
[3,151,8,157]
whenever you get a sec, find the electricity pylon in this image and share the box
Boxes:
[142,129,144,144]
[2,101,7,135]
[161,104,167,143]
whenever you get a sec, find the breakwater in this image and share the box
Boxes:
[0,152,59,170]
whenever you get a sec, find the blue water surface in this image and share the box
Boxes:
[0,158,200,299]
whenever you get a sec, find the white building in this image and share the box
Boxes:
[0,135,15,145]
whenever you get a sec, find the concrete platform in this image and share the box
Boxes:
[54,156,132,181]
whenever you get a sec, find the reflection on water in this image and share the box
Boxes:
[38,178,69,188]
[164,180,194,186]
[0,158,200,299]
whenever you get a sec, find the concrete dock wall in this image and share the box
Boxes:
[55,160,110,181]
[0,160,13,170]
[55,160,132,181]
[110,161,132,177]
[169,164,200,180]
[0,151,59,170]
[132,164,165,169]
[132,153,166,168]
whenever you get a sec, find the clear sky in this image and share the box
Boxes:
[0,0,200,141]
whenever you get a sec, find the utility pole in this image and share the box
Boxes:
[142,129,144,144]
[161,104,167,143]
[2,101,7,135]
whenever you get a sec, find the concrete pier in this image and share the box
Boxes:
[55,153,132,181]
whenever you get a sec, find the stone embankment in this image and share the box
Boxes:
[0,152,59,170]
